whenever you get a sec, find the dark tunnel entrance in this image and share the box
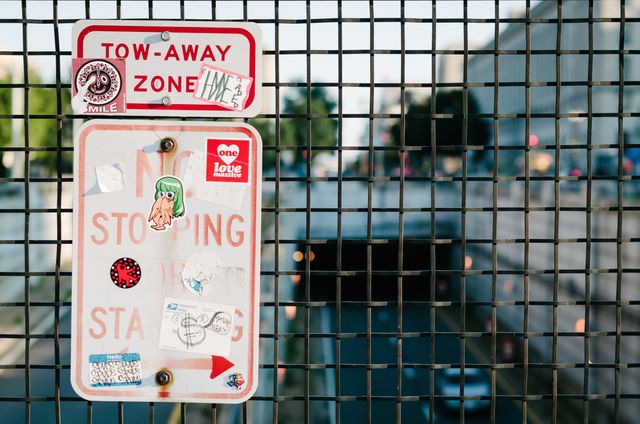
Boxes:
[294,240,458,302]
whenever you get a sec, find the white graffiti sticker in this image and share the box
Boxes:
[158,297,235,356]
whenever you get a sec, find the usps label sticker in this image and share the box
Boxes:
[159,297,235,356]
[193,64,253,112]
[206,139,250,183]
[88,353,142,387]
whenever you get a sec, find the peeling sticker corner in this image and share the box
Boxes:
[182,250,246,296]
[95,163,126,193]
[182,152,248,210]
[195,184,247,210]
[181,250,222,296]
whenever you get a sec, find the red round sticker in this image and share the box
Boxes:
[110,258,142,289]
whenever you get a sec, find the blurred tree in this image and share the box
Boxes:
[250,86,337,172]
[0,74,10,177]
[0,70,72,176]
[248,117,276,171]
[28,73,73,175]
[281,86,337,167]
[388,90,490,170]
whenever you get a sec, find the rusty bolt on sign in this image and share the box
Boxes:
[155,369,173,386]
[160,137,176,153]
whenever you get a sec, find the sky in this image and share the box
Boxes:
[1,0,531,154]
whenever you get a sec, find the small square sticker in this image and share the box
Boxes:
[158,297,235,356]
[205,139,250,183]
[72,58,126,114]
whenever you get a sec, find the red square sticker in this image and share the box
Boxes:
[206,139,250,183]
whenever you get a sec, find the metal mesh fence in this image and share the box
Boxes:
[0,0,639,423]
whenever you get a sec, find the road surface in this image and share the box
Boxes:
[322,304,522,423]
[0,311,175,423]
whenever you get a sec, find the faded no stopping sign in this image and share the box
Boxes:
[71,20,262,117]
[71,120,262,403]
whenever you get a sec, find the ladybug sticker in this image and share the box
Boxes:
[110,258,142,289]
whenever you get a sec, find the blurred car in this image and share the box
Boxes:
[437,368,490,413]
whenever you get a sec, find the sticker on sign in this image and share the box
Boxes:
[89,353,142,387]
[72,20,262,117]
[71,120,262,403]
[158,297,235,357]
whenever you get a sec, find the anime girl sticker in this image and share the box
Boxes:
[148,176,185,231]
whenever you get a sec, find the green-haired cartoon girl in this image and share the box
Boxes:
[148,176,185,231]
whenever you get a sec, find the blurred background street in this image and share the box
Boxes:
[1,0,639,423]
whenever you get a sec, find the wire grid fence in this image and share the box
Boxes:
[0,0,639,423]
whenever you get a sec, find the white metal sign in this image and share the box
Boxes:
[71,120,262,403]
[71,20,262,117]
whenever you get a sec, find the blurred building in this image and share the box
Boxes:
[463,2,640,421]
[467,0,640,176]
[437,43,464,86]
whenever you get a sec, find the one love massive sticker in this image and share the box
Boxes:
[71,120,262,404]
[206,139,249,183]
[71,20,261,117]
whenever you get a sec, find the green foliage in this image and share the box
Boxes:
[0,74,12,176]
[28,73,73,175]
[0,71,73,176]
[248,117,276,171]
[0,77,338,175]
[389,90,490,170]
[280,86,337,167]
[254,85,337,171]
[0,74,10,146]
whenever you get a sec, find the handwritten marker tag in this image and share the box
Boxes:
[193,64,253,112]
[88,353,142,387]
[158,297,235,356]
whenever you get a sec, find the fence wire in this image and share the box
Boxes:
[0,0,639,423]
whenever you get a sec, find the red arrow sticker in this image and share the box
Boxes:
[210,355,234,380]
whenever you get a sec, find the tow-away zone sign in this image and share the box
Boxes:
[71,21,261,117]
[71,120,261,403]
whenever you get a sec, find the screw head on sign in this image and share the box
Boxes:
[109,257,142,289]
[161,31,171,41]
[162,96,172,106]
[155,370,173,386]
[160,137,176,153]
